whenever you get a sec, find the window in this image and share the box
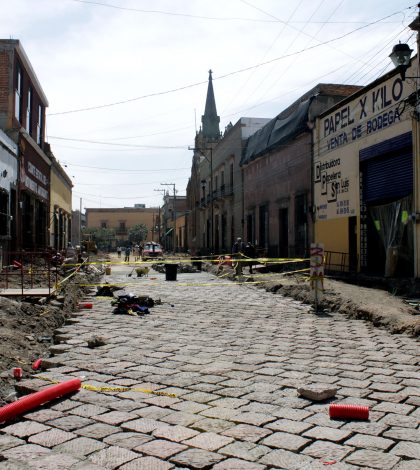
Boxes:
[15,65,22,122]
[101,221,107,228]
[26,88,32,134]
[119,221,126,230]
[36,105,43,145]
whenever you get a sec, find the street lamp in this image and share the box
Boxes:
[390,43,414,80]
[190,146,214,254]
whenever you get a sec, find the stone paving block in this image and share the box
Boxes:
[0,434,25,452]
[135,406,173,420]
[393,460,420,470]
[272,407,313,421]
[199,407,238,420]
[222,424,272,443]
[264,418,313,434]
[54,436,107,456]
[29,452,82,469]
[209,397,250,409]
[0,421,50,437]
[144,396,180,408]
[77,422,120,439]
[231,412,276,426]
[213,457,266,469]
[259,448,315,469]
[372,402,414,415]
[2,444,51,463]
[92,410,137,425]
[135,439,187,458]
[69,403,110,418]
[103,431,152,449]
[383,426,420,443]
[341,420,388,436]
[378,413,420,428]
[46,415,93,431]
[182,431,234,451]
[153,424,200,442]
[219,441,270,462]
[302,440,354,461]
[122,418,166,433]
[191,417,235,433]
[119,456,175,469]
[302,426,352,442]
[23,408,64,423]
[344,433,395,450]
[161,411,203,426]
[262,431,309,452]
[181,391,219,404]
[391,441,420,460]
[28,428,77,447]
[171,401,210,414]
[189,383,224,393]
[89,445,139,468]
[345,449,401,469]
[170,448,225,468]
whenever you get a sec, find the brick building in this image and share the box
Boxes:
[241,84,361,258]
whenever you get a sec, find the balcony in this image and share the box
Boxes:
[116,227,128,235]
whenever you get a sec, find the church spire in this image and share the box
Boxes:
[201,69,220,141]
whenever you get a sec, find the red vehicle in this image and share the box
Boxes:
[142,242,163,260]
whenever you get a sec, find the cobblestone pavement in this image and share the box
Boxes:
[1,259,419,469]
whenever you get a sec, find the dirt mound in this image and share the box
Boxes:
[209,264,420,337]
[0,270,101,406]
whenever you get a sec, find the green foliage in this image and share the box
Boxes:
[82,227,116,249]
[128,224,148,243]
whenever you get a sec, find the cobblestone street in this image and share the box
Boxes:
[1,261,419,469]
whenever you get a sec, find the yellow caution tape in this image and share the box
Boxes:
[36,375,176,397]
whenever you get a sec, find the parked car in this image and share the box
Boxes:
[142,242,163,260]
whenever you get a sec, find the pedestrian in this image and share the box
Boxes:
[124,245,131,262]
[134,244,140,261]
[232,237,245,275]
[117,246,122,258]
[243,241,256,274]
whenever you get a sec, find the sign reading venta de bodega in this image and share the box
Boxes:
[314,74,410,221]
[23,160,49,201]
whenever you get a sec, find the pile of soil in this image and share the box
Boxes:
[210,264,420,337]
[0,260,103,406]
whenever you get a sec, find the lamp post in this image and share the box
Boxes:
[190,146,214,254]
[390,4,420,277]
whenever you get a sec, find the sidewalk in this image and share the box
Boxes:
[0,260,419,469]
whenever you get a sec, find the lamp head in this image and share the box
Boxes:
[390,43,413,80]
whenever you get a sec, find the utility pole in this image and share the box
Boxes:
[154,189,166,244]
[161,183,176,253]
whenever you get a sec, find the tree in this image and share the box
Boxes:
[128,224,148,244]
[82,227,116,250]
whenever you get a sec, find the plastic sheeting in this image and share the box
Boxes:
[241,99,311,165]
[369,196,412,277]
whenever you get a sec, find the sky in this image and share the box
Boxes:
[0,0,416,211]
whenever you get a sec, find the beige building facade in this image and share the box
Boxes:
[313,63,415,277]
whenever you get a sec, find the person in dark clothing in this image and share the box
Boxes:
[243,241,256,274]
[124,245,131,262]
[232,237,245,275]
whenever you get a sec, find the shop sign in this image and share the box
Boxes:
[314,73,411,221]
[21,157,49,202]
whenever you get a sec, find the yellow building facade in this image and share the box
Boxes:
[85,207,160,245]
[313,64,415,277]
[49,154,72,250]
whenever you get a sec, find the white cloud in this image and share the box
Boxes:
[0,0,414,209]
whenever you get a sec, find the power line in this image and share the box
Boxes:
[49,135,187,149]
[48,7,409,117]
[63,162,190,172]
[72,0,404,24]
